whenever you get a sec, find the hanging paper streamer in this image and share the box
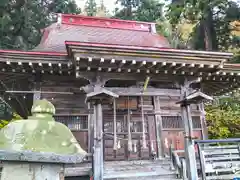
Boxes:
[117,140,121,149]
[141,77,150,149]
[127,97,132,152]
[150,140,155,152]
[133,140,137,153]
[113,98,118,150]
[143,76,150,91]
[141,96,147,149]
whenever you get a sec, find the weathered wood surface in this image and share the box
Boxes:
[103,159,177,179]
[65,163,91,177]
[106,87,181,97]
[198,144,240,180]
[153,96,164,158]
[64,159,178,179]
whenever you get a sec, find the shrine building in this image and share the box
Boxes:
[0,14,239,164]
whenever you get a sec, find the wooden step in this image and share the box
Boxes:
[104,174,178,180]
[64,159,177,179]
[103,159,177,180]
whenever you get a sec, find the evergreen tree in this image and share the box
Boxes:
[0,0,81,50]
[167,0,240,51]
[114,0,164,21]
[84,0,97,16]
[115,0,140,20]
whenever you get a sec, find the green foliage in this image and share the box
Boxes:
[0,112,22,129]
[0,0,81,50]
[84,0,97,16]
[0,120,8,129]
[134,0,164,22]
[206,94,240,139]
[114,0,164,22]
[166,0,240,51]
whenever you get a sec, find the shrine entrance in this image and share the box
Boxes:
[103,96,157,161]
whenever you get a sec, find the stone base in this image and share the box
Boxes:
[1,162,64,180]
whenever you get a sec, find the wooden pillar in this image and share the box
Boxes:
[88,103,94,157]
[181,104,198,180]
[198,103,208,140]
[93,102,104,180]
[180,80,198,180]
[153,96,164,158]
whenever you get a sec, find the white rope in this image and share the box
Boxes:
[127,96,132,151]
[141,96,147,149]
[113,98,118,150]
[133,140,137,152]
[117,139,121,149]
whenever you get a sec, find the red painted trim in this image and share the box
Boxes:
[65,41,169,51]
[61,14,152,32]
[0,49,67,56]
[61,14,154,25]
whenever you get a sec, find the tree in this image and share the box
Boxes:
[0,112,22,129]
[206,93,240,139]
[115,0,140,20]
[114,0,164,22]
[0,0,81,50]
[134,0,164,22]
[167,0,240,52]
[84,0,97,16]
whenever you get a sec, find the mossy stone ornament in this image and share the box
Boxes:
[0,99,87,155]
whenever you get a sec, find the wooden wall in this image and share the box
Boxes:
[38,80,203,160]
[102,96,203,160]
[40,80,89,152]
[40,81,88,115]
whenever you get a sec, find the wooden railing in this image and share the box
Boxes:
[170,138,240,179]
[195,138,240,180]
[169,145,187,179]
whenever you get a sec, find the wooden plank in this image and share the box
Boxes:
[153,96,164,158]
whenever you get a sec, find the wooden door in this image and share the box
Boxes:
[103,113,152,161]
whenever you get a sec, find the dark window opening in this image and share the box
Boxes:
[54,115,88,131]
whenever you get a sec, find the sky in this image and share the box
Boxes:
[76,0,240,14]
[76,0,118,13]
[75,0,170,14]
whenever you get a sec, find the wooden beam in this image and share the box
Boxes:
[153,96,164,158]
[71,45,231,63]
[107,87,181,97]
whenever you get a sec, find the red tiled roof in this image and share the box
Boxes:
[33,14,170,52]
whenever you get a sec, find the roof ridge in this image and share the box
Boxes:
[57,13,157,33]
